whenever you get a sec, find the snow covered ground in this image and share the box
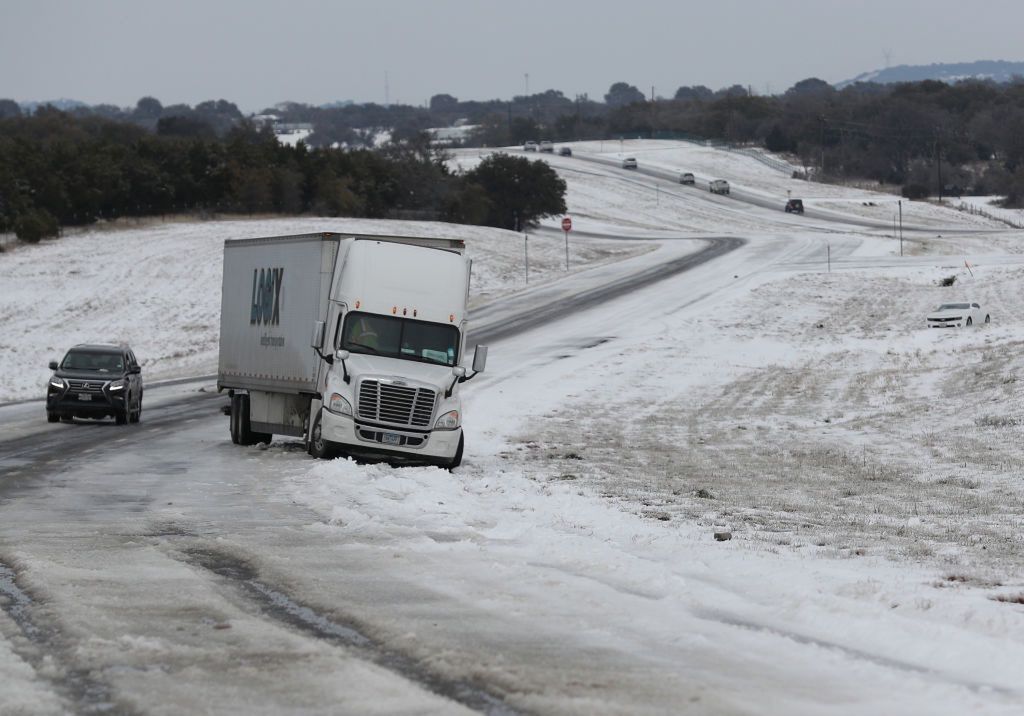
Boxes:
[4,140,1024,712]
[460,139,1015,239]
[0,217,645,402]
[953,195,1024,229]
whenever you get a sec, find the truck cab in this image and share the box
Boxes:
[218,233,485,469]
[312,238,482,467]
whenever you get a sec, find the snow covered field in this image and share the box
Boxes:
[4,140,1024,712]
[0,217,645,402]
[954,195,1024,229]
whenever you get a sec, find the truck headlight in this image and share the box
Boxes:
[108,379,126,392]
[434,410,460,430]
[327,393,352,416]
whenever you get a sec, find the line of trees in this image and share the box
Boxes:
[7,74,1024,244]
[0,107,567,242]
[258,77,1024,205]
[579,78,1024,203]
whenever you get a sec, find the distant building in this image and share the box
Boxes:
[251,114,280,127]
[272,122,314,146]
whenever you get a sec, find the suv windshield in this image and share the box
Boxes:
[341,312,459,366]
[61,350,124,372]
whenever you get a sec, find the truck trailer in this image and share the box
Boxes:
[217,232,487,468]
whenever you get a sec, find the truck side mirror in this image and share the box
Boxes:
[49,360,58,370]
[335,349,351,383]
[310,321,326,350]
[448,346,487,397]
[472,345,488,374]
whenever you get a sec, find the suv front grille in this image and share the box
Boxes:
[357,380,436,428]
[68,379,105,393]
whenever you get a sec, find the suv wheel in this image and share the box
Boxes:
[115,410,128,425]
[47,412,59,423]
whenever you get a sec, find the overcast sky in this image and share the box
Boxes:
[3,0,1023,112]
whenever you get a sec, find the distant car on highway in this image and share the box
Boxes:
[523,141,538,152]
[539,141,554,153]
[926,302,990,328]
[558,146,572,157]
[709,179,730,195]
[621,157,638,169]
[785,198,804,214]
[46,343,143,425]
[679,172,695,185]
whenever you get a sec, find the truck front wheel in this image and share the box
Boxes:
[308,411,337,459]
[443,434,464,471]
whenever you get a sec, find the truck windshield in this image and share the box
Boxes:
[341,312,459,366]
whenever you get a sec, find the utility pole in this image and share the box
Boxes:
[935,135,943,202]
[524,73,529,97]
[818,116,826,179]
[899,200,903,256]
[384,71,390,107]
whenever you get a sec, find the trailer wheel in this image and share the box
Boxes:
[234,394,270,445]
[308,410,336,459]
[229,394,241,444]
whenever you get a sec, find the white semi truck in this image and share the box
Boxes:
[217,232,487,468]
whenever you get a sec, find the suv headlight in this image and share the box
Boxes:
[434,410,460,430]
[48,377,67,391]
[327,393,352,416]
[108,379,126,392]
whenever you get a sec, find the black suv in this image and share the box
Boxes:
[46,344,143,425]
[785,198,805,214]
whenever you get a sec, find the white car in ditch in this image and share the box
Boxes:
[926,302,990,328]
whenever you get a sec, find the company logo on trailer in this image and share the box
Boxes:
[251,268,283,325]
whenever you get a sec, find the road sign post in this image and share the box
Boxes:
[524,233,529,284]
[561,216,572,270]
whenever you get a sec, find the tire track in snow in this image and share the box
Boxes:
[0,560,140,715]
[180,546,523,716]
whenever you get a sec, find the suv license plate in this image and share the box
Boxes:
[381,432,401,446]
[78,394,93,401]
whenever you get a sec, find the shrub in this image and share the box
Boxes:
[14,209,59,243]
[901,183,929,200]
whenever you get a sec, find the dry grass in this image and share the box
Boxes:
[508,263,1024,582]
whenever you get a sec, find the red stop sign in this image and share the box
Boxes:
[561,217,572,231]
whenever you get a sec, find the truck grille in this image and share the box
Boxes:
[357,380,436,428]
[68,379,105,393]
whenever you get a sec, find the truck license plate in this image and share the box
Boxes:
[78,394,93,401]
[382,432,400,446]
